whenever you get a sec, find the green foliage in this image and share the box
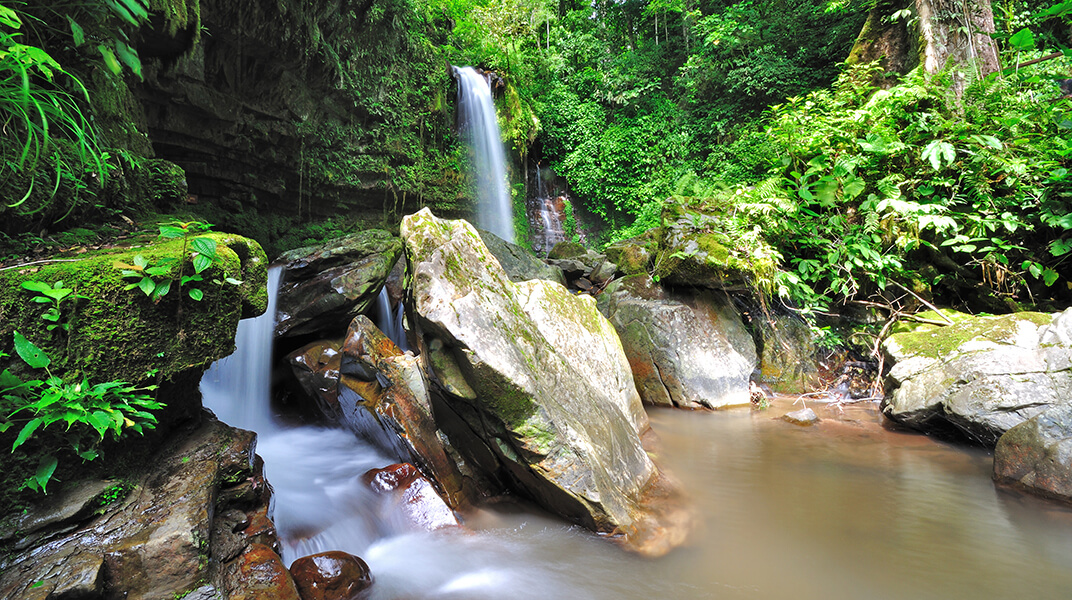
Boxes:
[21,280,86,333]
[1,333,162,493]
[115,222,241,303]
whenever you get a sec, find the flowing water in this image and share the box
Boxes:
[374,287,408,352]
[528,165,565,254]
[202,273,1072,599]
[454,66,513,243]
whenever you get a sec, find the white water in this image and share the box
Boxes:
[454,66,514,243]
[374,287,408,352]
[529,165,565,254]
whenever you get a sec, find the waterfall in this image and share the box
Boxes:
[454,66,514,243]
[201,265,283,434]
[529,165,566,254]
[374,286,408,352]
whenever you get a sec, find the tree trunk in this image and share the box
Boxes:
[846,0,918,88]
[915,0,1000,97]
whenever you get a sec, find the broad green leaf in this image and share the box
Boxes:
[0,5,22,28]
[145,266,171,277]
[188,288,204,301]
[13,417,44,450]
[190,236,217,258]
[1008,27,1035,52]
[192,254,212,273]
[32,455,58,493]
[921,140,956,171]
[1044,268,1060,287]
[224,277,243,285]
[843,177,866,200]
[158,225,185,239]
[87,411,112,438]
[20,281,52,294]
[97,44,122,76]
[66,16,85,46]
[970,134,1003,150]
[133,255,149,268]
[75,447,98,461]
[152,280,171,300]
[137,277,155,297]
[13,332,50,369]
[113,40,142,80]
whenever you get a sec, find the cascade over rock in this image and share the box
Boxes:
[882,309,1072,445]
[401,208,689,555]
[275,230,403,338]
[598,275,756,409]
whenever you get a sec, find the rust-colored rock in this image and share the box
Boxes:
[363,463,460,531]
[290,551,373,600]
[288,339,344,417]
[226,543,301,600]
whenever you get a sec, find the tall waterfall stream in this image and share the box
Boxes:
[201,270,1072,599]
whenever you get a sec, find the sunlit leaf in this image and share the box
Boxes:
[13,331,50,369]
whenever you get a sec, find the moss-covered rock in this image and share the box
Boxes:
[653,197,778,291]
[604,231,657,276]
[0,232,267,385]
[881,308,1072,445]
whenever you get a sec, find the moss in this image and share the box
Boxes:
[515,415,557,456]
[0,232,267,385]
[148,0,201,41]
[889,312,1054,359]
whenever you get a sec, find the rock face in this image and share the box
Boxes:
[994,403,1072,503]
[275,230,403,338]
[0,415,291,600]
[882,309,1072,445]
[401,209,687,555]
[599,275,756,409]
[363,463,460,531]
[756,314,821,394]
[290,551,373,600]
[478,230,566,286]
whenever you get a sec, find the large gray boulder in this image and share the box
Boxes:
[994,403,1072,503]
[401,209,688,556]
[478,229,566,286]
[598,275,756,409]
[275,230,403,338]
[882,309,1072,445]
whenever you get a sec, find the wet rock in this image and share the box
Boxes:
[287,339,344,419]
[290,551,373,600]
[225,543,301,600]
[882,309,1072,445]
[363,463,460,530]
[604,233,657,276]
[401,209,688,556]
[478,229,566,286]
[275,230,403,338]
[783,408,820,426]
[994,403,1072,503]
[547,240,587,259]
[599,275,756,409]
[0,416,280,600]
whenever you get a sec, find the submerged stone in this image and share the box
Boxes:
[783,407,820,426]
[290,551,373,600]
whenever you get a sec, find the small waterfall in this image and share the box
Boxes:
[529,165,566,254]
[454,66,514,243]
[374,287,408,352]
[201,265,283,434]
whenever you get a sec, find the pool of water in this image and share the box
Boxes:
[251,398,1072,599]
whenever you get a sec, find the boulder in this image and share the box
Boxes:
[994,403,1072,503]
[882,309,1072,445]
[784,407,820,426]
[290,551,373,600]
[598,275,757,410]
[653,197,778,290]
[478,229,566,286]
[756,314,821,394]
[363,463,460,531]
[275,230,403,338]
[0,415,283,600]
[401,209,688,556]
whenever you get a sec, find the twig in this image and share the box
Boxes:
[1009,52,1064,71]
[888,281,953,324]
[0,258,82,272]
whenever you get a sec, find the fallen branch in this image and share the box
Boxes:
[0,258,82,272]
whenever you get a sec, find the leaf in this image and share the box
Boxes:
[192,253,212,274]
[921,140,956,171]
[134,255,149,268]
[13,417,44,451]
[190,236,217,259]
[31,455,58,493]
[158,225,186,239]
[188,288,204,301]
[1008,27,1035,52]
[13,332,50,369]
[97,44,122,76]
[224,277,243,285]
[67,16,85,46]
[20,281,52,294]
[0,5,22,29]
[87,411,112,438]
[113,40,142,80]
[152,280,171,300]
[1044,268,1060,287]
[137,277,155,297]
[970,134,1003,150]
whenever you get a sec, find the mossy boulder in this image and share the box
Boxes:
[882,309,1072,445]
[0,232,268,386]
[653,197,778,290]
[275,230,403,338]
[401,209,689,556]
[604,231,658,276]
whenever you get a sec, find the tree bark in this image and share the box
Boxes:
[915,0,1000,96]
[846,0,918,88]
